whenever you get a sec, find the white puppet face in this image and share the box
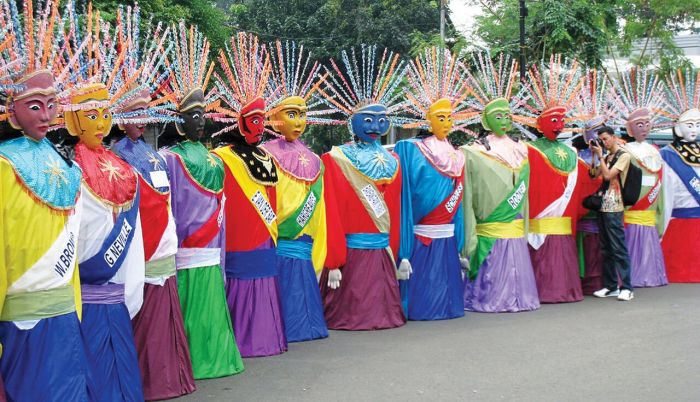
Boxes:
[676,108,700,142]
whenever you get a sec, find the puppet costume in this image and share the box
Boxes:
[0,1,94,400]
[258,41,330,342]
[109,7,196,398]
[394,47,467,320]
[460,53,540,312]
[209,33,286,357]
[519,56,586,303]
[660,70,700,282]
[161,23,243,378]
[609,69,667,288]
[317,45,406,330]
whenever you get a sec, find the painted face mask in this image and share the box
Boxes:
[271,96,307,142]
[64,84,113,149]
[537,106,566,140]
[676,108,700,143]
[481,98,512,137]
[350,104,390,143]
[238,97,266,145]
[583,115,605,143]
[627,107,652,142]
[176,88,206,142]
[119,87,151,141]
[8,70,57,141]
[427,98,453,140]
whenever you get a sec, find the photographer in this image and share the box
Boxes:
[589,126,634,301]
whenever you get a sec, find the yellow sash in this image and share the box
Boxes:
[529,217,572,235]
[476,219,525,238]
[624,210,656,226]
[215,149,278,242]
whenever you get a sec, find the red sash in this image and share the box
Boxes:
[138,176,170,260]
[420,174,464,225]
[629,168,662,211]
[181,193,224,248]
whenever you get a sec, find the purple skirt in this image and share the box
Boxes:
[320,248,406,330]
[465,237,540,313]
[626,224,668,288]
[580,232,604,295]
[132,277,196,400]
[225,276,287,357]
[529,235,583,303]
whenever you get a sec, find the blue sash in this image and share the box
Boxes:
[662,147,700,205]
[672,207,700,219]
[276,238,312,261]
[225,248,277,279]
[345,233,389,249]
[80,188,141,285]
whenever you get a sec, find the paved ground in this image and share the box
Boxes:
[179,284,700,402]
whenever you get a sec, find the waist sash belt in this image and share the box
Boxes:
[276,239,312,261]
[345,233,389,250]
[145,255,176,280]
[672,207,700,219]
[529,217,572,235]
[225,248,277,279]
[0,286,75,322]
[413,224,454,239]
[176,247,221,270]
[624,210,656,226]
[476,219,525,238]
[81,283,125,305]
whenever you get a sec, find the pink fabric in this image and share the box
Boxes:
[260,138,321,181]
[415,135,464,177]
[474,134,528,168]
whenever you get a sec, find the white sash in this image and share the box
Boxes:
[176,247,221,270]
[528,166,578,249]
[8,197,83,293]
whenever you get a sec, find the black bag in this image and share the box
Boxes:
[608,150,643,207]
[582,180,608,211]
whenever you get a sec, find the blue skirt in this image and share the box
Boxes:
[403,236,465,320]
[82,303,143,402]
[0,312,93,402]
[277,255,328,342]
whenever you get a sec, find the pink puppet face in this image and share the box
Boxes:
[9,71,57,141]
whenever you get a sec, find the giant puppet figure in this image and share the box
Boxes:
[109,7,196,399]
[573,70,612,294]
[610,69,667,288]
[210,33,287,357]
[259,41,330,342]
[62,7,145,400]
[160,23,244,378]
[660,69,700,282]
[0,1,92,400]
[460,53,540,312]
[394,47,467,320]
[317,45,406,330]
[520,56,586,303]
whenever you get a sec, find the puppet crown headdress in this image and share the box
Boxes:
[571,69,617,131]
[401,46,472,130]
[168,21,214,111]
[663,69,700,122]
[608,67,667,129]
[208,32,272,136]
[317,44,406,121]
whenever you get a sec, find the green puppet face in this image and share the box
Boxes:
[481,98,512,137]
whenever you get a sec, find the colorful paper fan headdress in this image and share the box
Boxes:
[400,46,472,132]
[266,40,335,127]
[208,32,272,136]
[662,69,700,124]
[316,44,407,127]
[462,51,531,136]
[572,69,617,140]
[608,67,668,131]
[167,21,214,114]
[517,54,585,134]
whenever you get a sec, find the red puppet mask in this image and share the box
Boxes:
[537,106,567,141]
[238,97,266,145]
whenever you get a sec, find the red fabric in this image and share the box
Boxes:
[527,145,587,233]
[74,143,138,205]
[138,177,170,260]
[220,162,276,252]
[419,173,463,225]
[321,151,402,269]
[180,192,222,249]
[662,217,700,282]
[629,168,662,211]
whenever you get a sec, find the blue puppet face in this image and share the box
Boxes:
[350,104,390,142]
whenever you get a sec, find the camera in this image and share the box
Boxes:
[589,138,603,148]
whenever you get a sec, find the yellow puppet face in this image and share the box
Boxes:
[427,98,453,140]
[271,96,307,142]
[65,84,113,149]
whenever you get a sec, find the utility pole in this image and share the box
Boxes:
[519,0,527,82]
[440,0,446,44]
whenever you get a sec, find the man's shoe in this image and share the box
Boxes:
[593,288,620,298]
[618,289,634,301]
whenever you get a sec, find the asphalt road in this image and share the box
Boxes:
[178,284,700,402]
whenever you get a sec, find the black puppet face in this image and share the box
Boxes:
[176,88,206,141]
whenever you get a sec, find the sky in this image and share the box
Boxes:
[449,0,483,38]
